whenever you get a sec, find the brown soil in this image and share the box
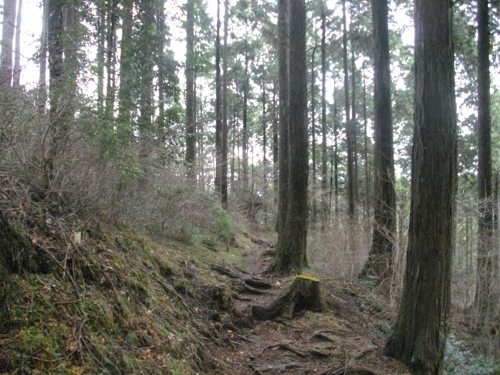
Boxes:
[204,243,410,375]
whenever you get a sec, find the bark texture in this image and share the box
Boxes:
[384,0,457,373]
[274,0,308,275]
[360,0,396,284]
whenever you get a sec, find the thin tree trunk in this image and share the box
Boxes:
[215,0,223,199]
[221,0,229,207]
[311,45,317,228]
[242,51,250,193]
[360,0,396,284]
[13,0,22,86]
[105,0,118,120]
[185,0,197,182]
[342,0,354,219]
[320,1,328,228]
[475,0,496,331]
[38,0,48,113]
[1,0,16,87]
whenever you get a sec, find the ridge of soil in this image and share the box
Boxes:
[205,242,410,375]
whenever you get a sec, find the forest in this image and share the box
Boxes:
[1,0,500,374]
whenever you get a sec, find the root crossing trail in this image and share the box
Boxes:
[205,240,409,375]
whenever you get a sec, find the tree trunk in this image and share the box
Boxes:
[475,0,496,330]
[12,0,22,86]
[320,1,328,228]
[360,0,396,284]
[118,0,133,129]
[276,0,289,236]
[311,46,317,228]
[215,0,223,200]
[221,0,229,207]
[1,0,16,87]
[383,0,457,373]
[38,0,48,113]
[185,0,197,182]
[342,0,354,220]
[273,0,308,275]
[105,0,118,120]
[242,51,250,193]
[46,0,64,187]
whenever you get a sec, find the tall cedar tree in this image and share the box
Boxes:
[214,0,224,203]
[342,0,355,219]
[475,0,495,323]
[276,0,289,236]
[185,0,197,182]
[1,0,16,87]
[360,0,396,283]
[221,0,229,207]
[274,0,308,275]
[320,1,328,227]
[384,0,457,372]
[13,0,22,86]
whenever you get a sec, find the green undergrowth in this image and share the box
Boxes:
[0,205,247,374]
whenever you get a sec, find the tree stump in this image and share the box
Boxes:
[252,275,323,320]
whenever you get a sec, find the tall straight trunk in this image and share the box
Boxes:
[13,0,22,86]
[276,0,289,236]
[362,65,370,220]
[475,0,496,327]
[384,0,457,372]
[105,0,118,120]
[311,46,317,228]
[38,0,48,112]
[333,84,339,216]
[351,45,359,206]
[262,81,268,225]
[96,0,105,115]
[274,0,308,275]
[118,0,133,128]
[242,52,250,193]
[157,0,166,135]
[46,0,64,187]
[185,0,196,182]
[360,0,396,283]
[221,0,229,207]
[1,0,16,87]
[342,0,354,219]
[272,80,279,210]
[320,2,328,227]
[215,0,223,200]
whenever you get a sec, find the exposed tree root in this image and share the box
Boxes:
[210,264,272,291]
[252,275,323,320]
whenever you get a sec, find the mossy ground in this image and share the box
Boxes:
[0,207,250,374]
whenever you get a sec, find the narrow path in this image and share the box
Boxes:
[206,240,408,375]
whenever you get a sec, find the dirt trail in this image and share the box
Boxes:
[205,242,409,375]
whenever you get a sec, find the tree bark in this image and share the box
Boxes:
[221,0,229,207]
[360,0,396,284]
[342,0,354,220]
[320,1,328,228]
[475,0,496,328]
[273,0,308,275]
[185,0,197,182]
[276,0,289,235]
[118,0,133,129]
[215,0,223,199]
[384,0,457,373]
[0,0,16,87]
[12,0,22,86]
